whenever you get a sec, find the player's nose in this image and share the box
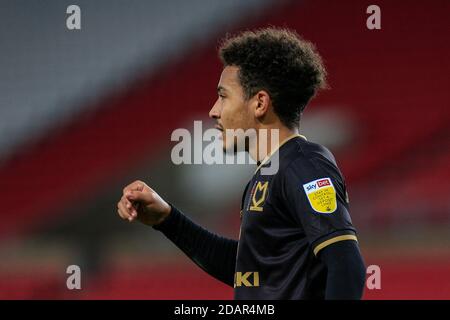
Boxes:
[209,98,221,119]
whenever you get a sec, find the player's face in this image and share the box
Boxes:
[209,66,254,152]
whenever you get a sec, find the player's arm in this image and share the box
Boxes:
[318,239,366,299]
[282,157,366,299]
[152,204,237,287]
[117,180,237,287]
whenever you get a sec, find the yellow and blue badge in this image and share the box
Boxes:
[303,178,337,214]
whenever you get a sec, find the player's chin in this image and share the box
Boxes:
[221,140,232,153]
[221,137,235,154]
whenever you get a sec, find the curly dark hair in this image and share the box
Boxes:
[219,27,327,129]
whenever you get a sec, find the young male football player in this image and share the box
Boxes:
[117,28,366,299]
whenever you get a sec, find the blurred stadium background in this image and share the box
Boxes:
[0,0,449,299]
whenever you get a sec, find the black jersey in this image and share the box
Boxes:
[234,134,357,299]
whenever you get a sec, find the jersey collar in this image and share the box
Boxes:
[254,133,307,174]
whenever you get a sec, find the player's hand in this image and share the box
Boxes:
[117,180,171,226]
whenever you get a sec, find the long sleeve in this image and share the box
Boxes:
[319,240,366,300]
[152,204,238,287]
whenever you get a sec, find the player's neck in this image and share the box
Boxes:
[248,125,299,163]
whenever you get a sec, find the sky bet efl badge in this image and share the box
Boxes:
[303,178,337,214]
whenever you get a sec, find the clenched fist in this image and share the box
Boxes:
[117,180,171,226]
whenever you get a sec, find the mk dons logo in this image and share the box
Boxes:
[234,271,260,287]
[249,181,268,212]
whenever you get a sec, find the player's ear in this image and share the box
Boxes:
[253,90,270,119]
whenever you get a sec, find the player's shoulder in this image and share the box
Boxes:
[263,136,348,206]
[280,136,337,170]
[256,135,342,182]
